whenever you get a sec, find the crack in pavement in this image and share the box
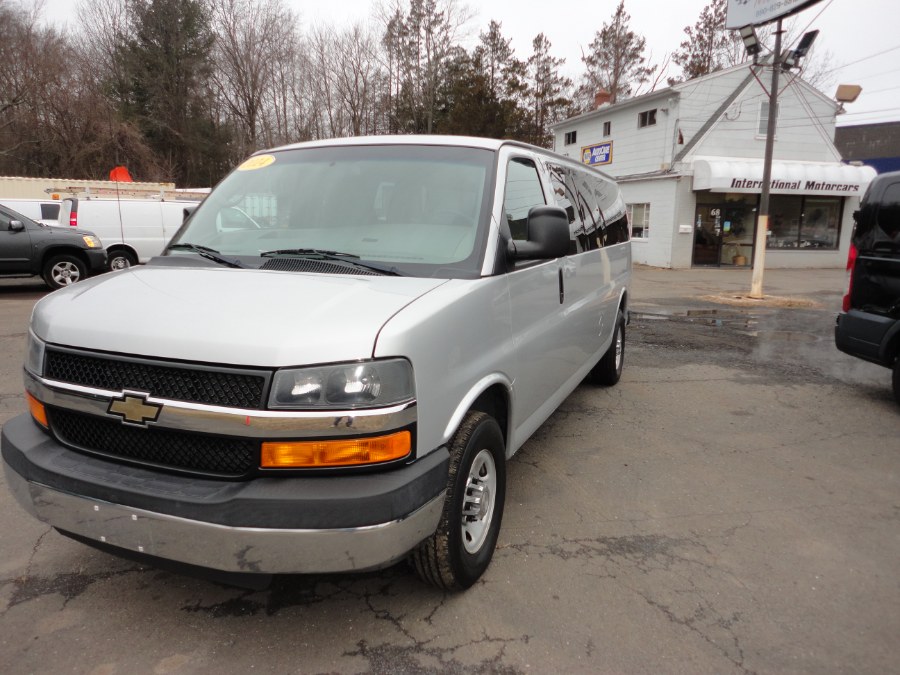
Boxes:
[342,631,530,675]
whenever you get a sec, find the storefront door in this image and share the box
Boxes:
[692,198,756,267]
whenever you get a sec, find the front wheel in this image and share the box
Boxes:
[42,254,86,290]
[108,249,137,271]
[411,411,506,590]
[590,309,625,386]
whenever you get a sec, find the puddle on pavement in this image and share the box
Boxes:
[632,309,823,343]
[632,309,758,330]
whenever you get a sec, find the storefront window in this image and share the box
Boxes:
[768,196,802,248]
[799,198,841,248]
[767,195,842,249]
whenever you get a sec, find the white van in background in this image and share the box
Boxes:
[0,199,62,226]
[59,198,198,270]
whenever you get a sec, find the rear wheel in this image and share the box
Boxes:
[590,309,625,386]
[42,254,86,290]
[412,411,506,590]
[108,248,137,271]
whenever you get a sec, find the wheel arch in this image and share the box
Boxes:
[619,287,629,322]
[40,246,90,271]
[881,321,900,366]
[442,375,512,456]
[106,243,139,260]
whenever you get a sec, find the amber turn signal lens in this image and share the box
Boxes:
[261,431,411,468]
[26,392,48,428]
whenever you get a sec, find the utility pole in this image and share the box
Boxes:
[749,18,782,299]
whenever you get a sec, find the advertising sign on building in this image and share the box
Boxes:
[582,142,613,166]
[725,0,822,28]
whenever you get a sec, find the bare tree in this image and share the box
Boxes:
[671,0,743,81]
[576,0,655,107]
[209,0,297,155]
[332,23,383,136]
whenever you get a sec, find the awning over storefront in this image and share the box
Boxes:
[691,158,876,196]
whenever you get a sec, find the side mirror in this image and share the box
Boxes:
[8,220,25,232]
[183,205,197,222]
[511,205,570,260]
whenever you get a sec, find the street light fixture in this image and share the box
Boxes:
[782,29,819,70]
[739,25,762,58]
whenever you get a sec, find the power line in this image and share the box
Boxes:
[822,44,900,75]
[782,0,834,53]
[863,85,900,96]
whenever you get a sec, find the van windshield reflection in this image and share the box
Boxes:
[167,144,496,279]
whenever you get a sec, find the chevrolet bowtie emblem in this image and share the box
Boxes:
[107,392,162,427]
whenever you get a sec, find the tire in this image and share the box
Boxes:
[412,411,506,590]
[892,357,900,407]
[590,309,625,386]
[108,249,137,271]
[42,254,87,290]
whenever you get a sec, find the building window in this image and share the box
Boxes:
[767,195,843,249]
[564,130,577,146]
[603,121,611,136]
[757,101,770,135]
[627,203,650,239]
[638,109,656,128]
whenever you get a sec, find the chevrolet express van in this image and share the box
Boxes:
[59,197,199,270]
[2,136,631,590]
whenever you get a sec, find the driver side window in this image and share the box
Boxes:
[503,158,545,240]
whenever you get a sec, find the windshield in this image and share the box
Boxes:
[167,144,497,278]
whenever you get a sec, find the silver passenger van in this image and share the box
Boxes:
[3,136,631,590]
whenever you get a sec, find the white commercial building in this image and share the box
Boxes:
[552,63,876,269]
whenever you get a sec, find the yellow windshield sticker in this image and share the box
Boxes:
[238,154,276,171]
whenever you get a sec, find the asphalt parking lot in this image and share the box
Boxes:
[1,267,899,674]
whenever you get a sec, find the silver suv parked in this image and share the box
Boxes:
[2,136,631,590]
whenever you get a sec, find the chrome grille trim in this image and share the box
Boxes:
[26,371,417,439]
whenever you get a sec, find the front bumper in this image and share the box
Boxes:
[85,248,108,274]
[2,414,448,574]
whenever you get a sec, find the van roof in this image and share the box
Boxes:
[268,135,531,154]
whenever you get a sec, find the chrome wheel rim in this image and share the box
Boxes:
[110,256,130,271]
[52,262,81,285]
[461,448,497,554]
[614,327,624,372]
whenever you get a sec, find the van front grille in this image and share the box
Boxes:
[44,348,268,409]
[49,408,257,477]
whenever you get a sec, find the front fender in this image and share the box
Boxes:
[442,372,514,450]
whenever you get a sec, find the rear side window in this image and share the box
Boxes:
[504,158,546,240]
[547,161,629,252]
[40,203,60,220]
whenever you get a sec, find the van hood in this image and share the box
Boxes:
[32,266,447,366]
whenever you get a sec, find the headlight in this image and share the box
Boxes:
[82,235,101,248]
[25,331,45,376]
[269,359,414,410]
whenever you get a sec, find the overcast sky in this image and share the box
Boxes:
[42,0,899,126]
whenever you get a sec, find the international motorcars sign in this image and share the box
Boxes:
[725,0,823,28]
[582,142,613,166]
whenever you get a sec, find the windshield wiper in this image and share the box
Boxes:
[260,249,404,276]
[167,243,247,269]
